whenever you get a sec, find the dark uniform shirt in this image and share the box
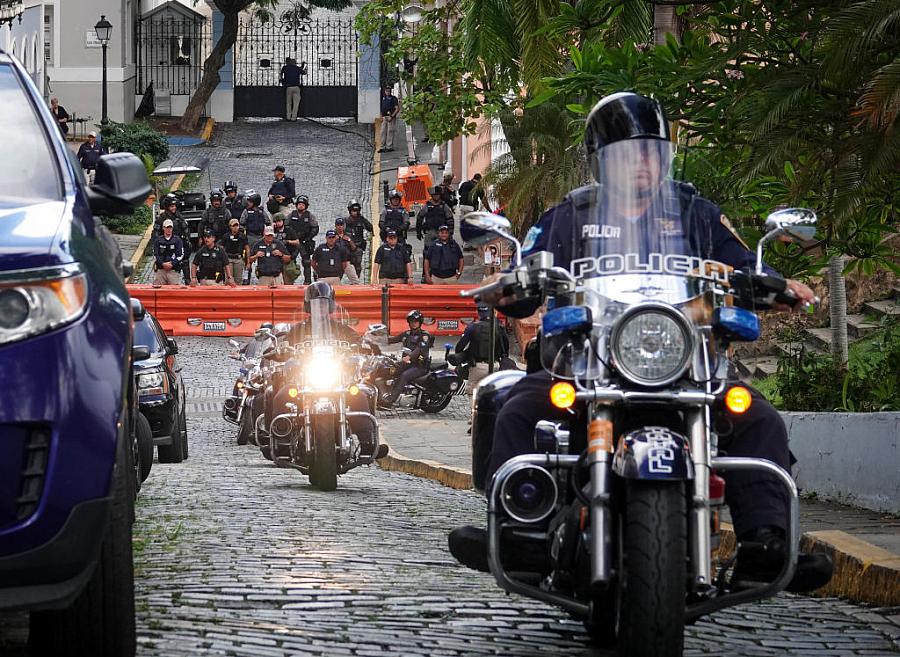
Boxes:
[416,201,454,235]
[272,224,299,257]
[388,328,433,365]
[312,244,348,278]
[280,62,303,87]
[374,243,411,279]
[334,233,356,260]
[154,211,190,243]
[242,207,269,236]
[425,238,464,278]
[251,239,290,277]
[153,234,185,271]
[379,206,410,239]
[224,195,245,220]
[192,244,229,281]
[381,94,399,116]
[343,215,373,251]
[287,209,319,243]
[456,319,509,363]
[268,177,296,201]
[219,232,248,259]
[76,141,106,169]
[201,205,230,240]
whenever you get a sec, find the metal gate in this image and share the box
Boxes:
[234,15,358,119]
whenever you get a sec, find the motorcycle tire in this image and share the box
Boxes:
[308,416,337,491]
[237,410,252,445]
[617,480,686,657]
[420,391,452,414]
[135,411,153,484]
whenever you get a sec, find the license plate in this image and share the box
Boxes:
[203,321,226,332]
[437,319,459,331]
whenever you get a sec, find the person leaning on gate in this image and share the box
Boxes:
[267,165,296,215]
[201,188,231,241]
[248,226,291,287]
[219,218,249,284]
[271,212,301,285]
[280,57,307,122]
[152,219,185,287]
[311,230,349,285]
[378,86,400,153]
[423,225,463,285]
[416,185,455,253]
[76,131,106,184]
[191,231,236,287]
[372,230,412,285]
[380,310,433,406]
[448,92,833,594]
[342,199,373,279]
[287,194,318,285]
[333,219,361,285]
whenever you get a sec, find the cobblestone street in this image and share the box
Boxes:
[135,339,898,655]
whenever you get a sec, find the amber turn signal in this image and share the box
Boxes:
[288,387,299,399]
[550,382,576,409]
[725,386,752,414]
[348,385,360,396]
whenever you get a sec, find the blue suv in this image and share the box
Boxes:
[0,52,150,655]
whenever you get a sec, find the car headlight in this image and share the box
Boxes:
[0,269,87,346]
[610,305,693,386]
[138,368,169,396]
[305,349,341,390]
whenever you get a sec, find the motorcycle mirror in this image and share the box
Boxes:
[229,339,240,348]
[756,207,818,274]
[462,211,522,267]
[367,323,388,335]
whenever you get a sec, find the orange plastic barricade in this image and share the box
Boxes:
[396,164,433,210]
[127,285,274,336]
[271,285,384,334]
[387,284,479,335]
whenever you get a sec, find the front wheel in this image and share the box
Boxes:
[237,409,252,445]
[308,416,337,491]
[420,390,452,414]
[617,480,686,657]
[135,412,153,483]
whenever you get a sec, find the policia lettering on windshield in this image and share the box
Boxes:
[449,93,832,594]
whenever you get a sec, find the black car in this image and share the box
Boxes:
[133,303,188,463]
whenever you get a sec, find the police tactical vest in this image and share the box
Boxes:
[314,246,343,277]
[471,321,493,362]
[196,246,224,279]
[289,210,316,240]
[423,202,447,231]
[428,241,458,274]
[255,243,284,276]
[345,217,368,248]
[222,233,246,257]
[379,246,406,277]
[244,208,267,235]
[382,208,408,231]
[225,196,245,219]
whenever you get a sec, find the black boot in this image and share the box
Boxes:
[448,525,550,574]
[731,526,833,593]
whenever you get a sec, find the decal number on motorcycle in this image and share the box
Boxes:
[645,427,677,475]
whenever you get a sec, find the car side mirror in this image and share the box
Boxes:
[87,153,152,217]
[130,298,146,321]
[132,345,151,361]
[166,338,179,355]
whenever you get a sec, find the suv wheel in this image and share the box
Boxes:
[136,412,153,482]
[29,436,136,656]
[157,416,185,463]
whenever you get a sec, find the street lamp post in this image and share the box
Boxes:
[94,15,112,125]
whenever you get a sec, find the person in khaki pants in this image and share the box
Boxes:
[248,226,291,287]
[423,225,464,284]
[378,87,399,152]
[311,230,349,285]
[280,58,306,121]
[191,231,236,286]
[152,219,186,286]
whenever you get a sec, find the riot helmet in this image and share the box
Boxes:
[245,189,261,206]
[224,180,238,193]
[162,193,178,209]
[347,199,362,212]
[295,194,310,207]
[210,188,224,203]
[388,189,403,201]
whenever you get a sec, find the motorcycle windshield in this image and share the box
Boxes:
[294,298,355,346]
[540,138,726,379]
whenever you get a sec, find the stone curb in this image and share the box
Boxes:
[378,447,900,605]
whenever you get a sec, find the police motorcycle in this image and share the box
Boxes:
[259,287,384,491]
[223,323,278,445]
[459,199,817,655]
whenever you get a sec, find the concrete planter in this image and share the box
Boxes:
[784,411,900,514]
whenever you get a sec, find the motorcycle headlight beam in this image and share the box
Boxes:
[305,349,341,390]
[610,303,693,387]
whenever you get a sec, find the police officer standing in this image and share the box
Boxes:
[76,131,107,184]
[416,186,455,251]
[152,219,185,286]
[267,165,296,215]
[248,226,291,287]
[240,190,270,247]
[343,199,373,279]
[457,173,492,220]
[155,194,192,284]
[287,194,318,285]
[333,219,361,284]
[271,212,300,285]
[191,231,236,286]
[381,310,433,405]
[201,189,230,241]
[223,181,245,220]
[311,230,349,285]
[423,225,464,284]
[372,230,412,284]
[219,218,249,284]
[455,305,509,374]
[379,189,411,242]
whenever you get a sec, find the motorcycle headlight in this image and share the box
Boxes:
[610,305,692,386]
[305,349,341,390]
[138,368,169,396]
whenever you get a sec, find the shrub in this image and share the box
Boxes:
[100,121,169,167]
[101,204,153,236]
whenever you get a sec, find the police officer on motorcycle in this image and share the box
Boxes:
[381,310,433,406]
[449,92,832,594]
[287,194,319,285]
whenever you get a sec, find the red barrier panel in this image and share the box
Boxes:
[387,284,479,335]
[128,285,274,336]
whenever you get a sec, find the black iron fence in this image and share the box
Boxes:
[234,16,357,87]
[136,17,210,96]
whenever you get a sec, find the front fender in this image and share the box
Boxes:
[612,426,694,480]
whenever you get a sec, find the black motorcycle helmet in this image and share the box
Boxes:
[347,199,362,211]
[406,309,423,327]
[476,305,491,320]
[304,280,336,313]
[162,193,178,209]
[583,92,670,181]
[210,188,224,202]
[295,194,310,207]
[388,189,403,201]
[224,180,238,193]
[245,189,261,206]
